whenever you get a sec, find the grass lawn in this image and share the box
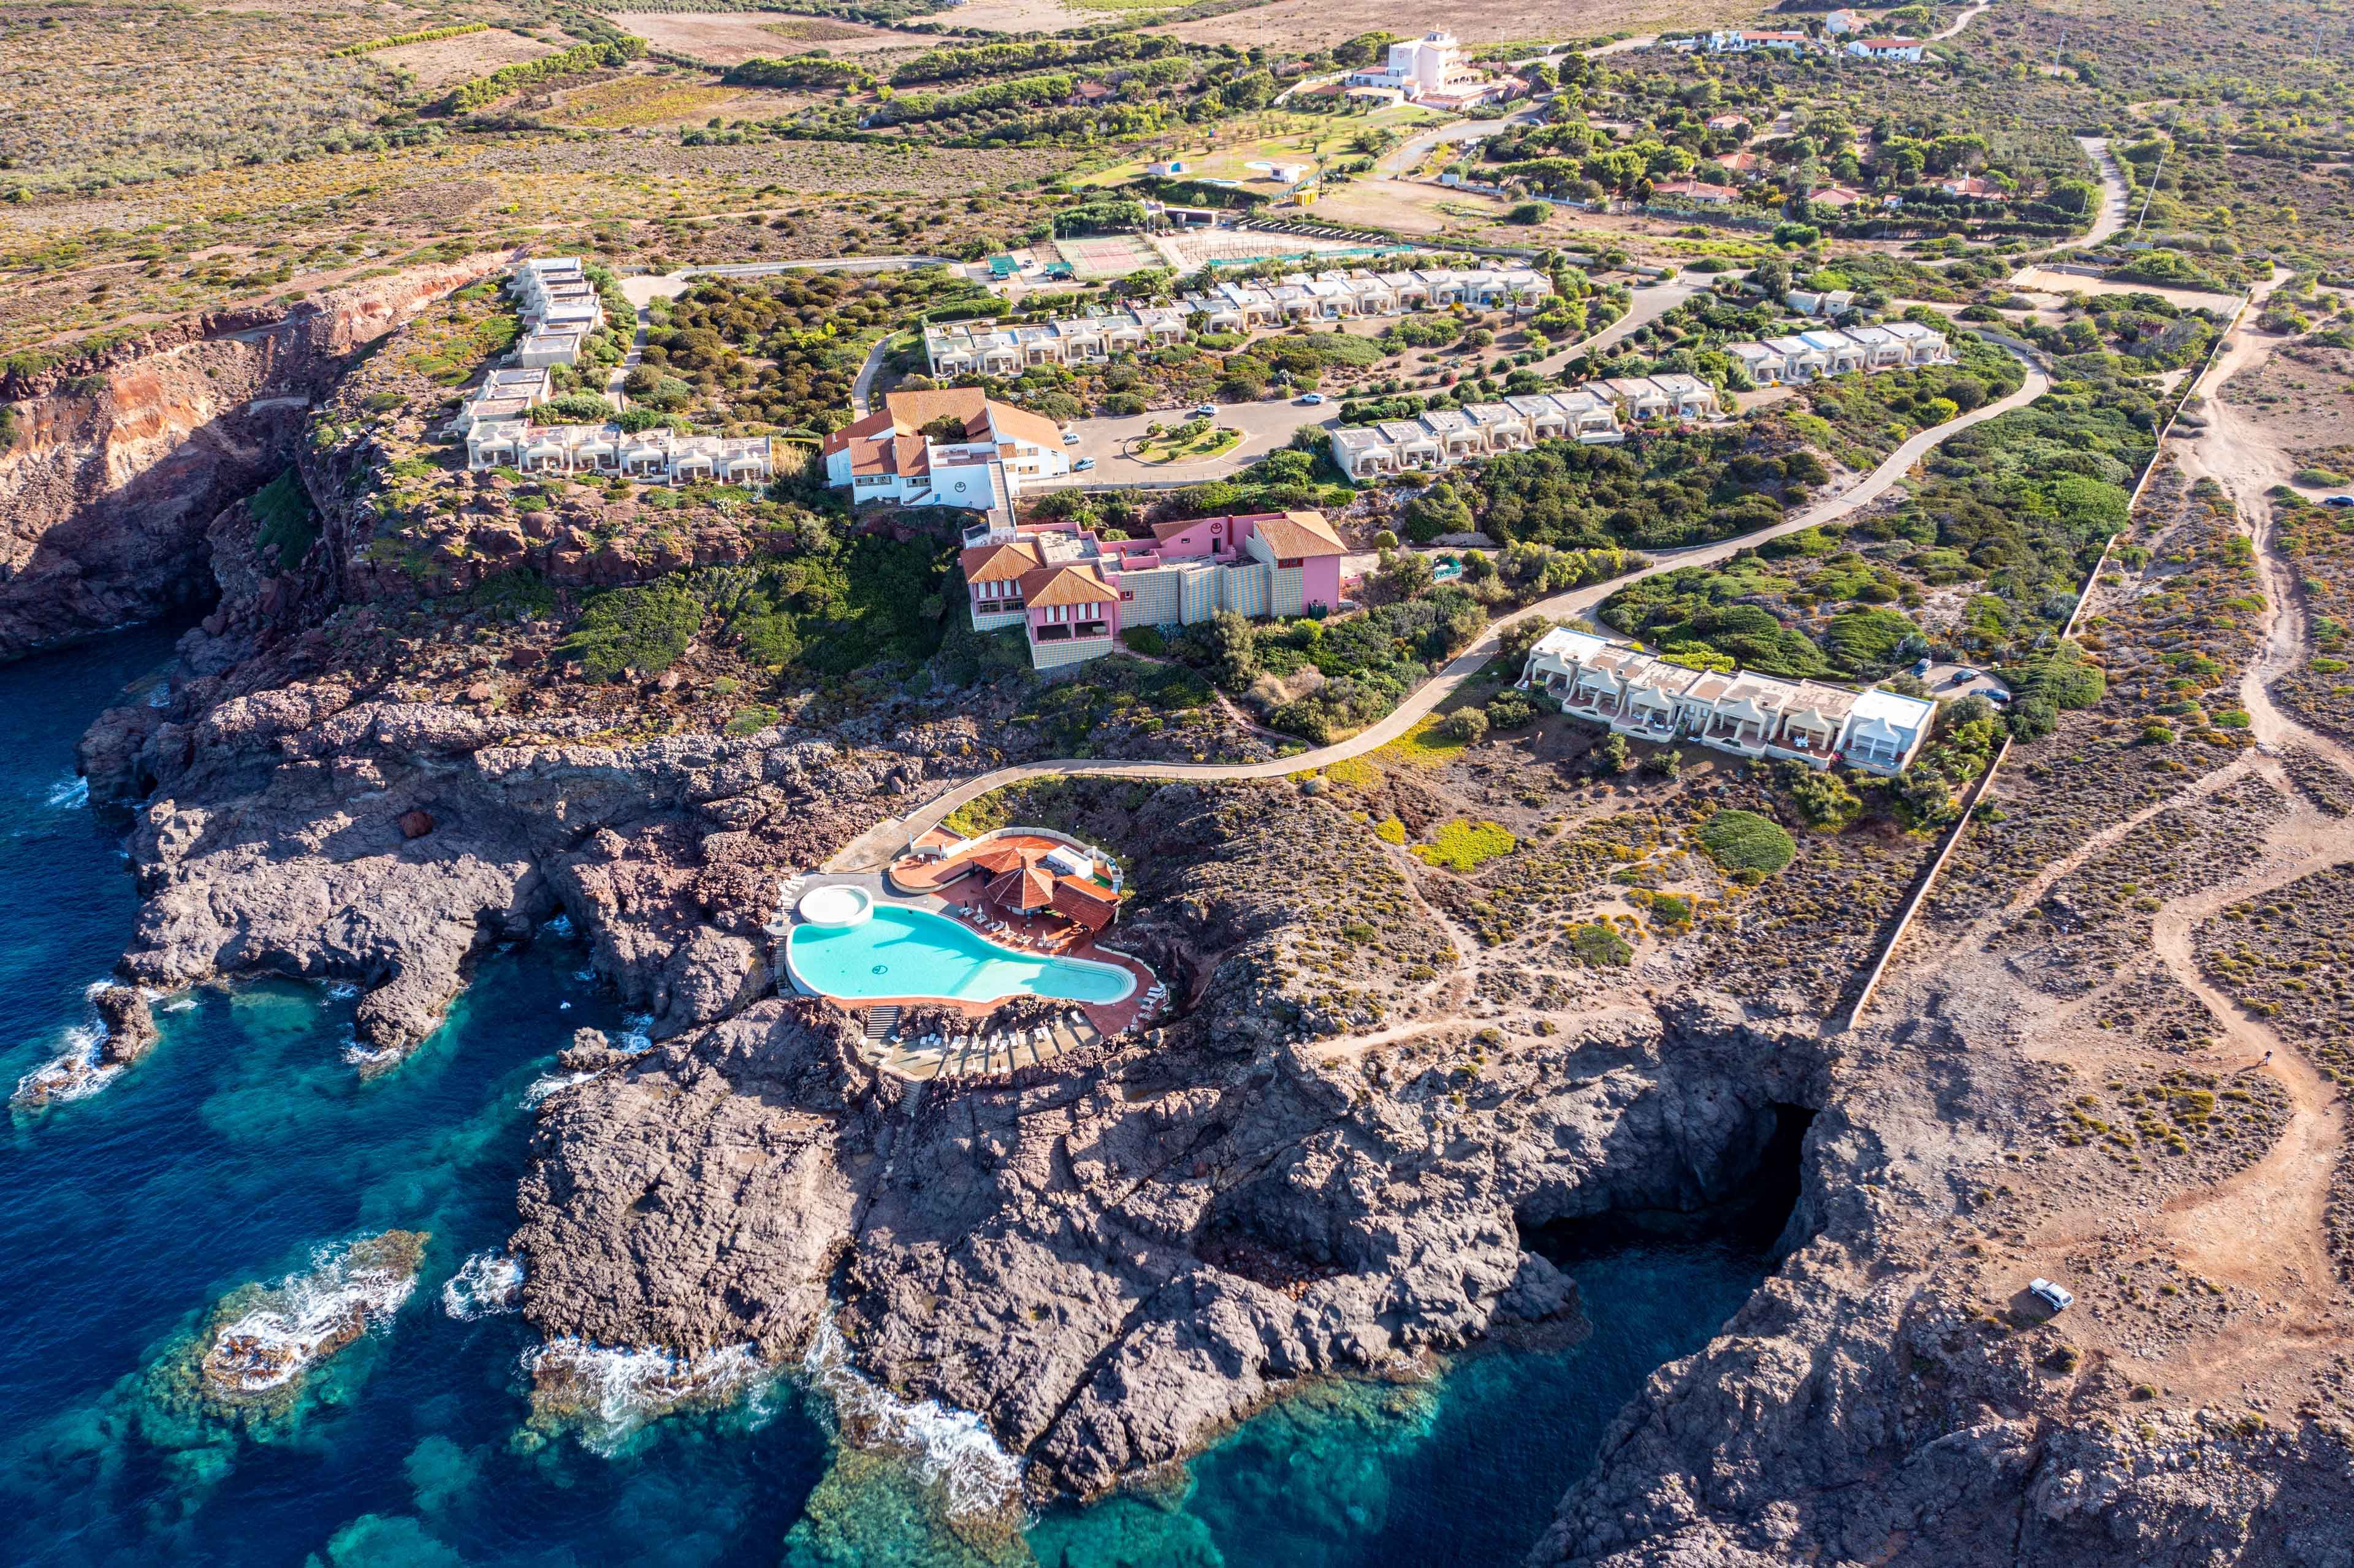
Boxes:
[1135,426,1242,463]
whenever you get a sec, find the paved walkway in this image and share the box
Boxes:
[825,348,2052,870]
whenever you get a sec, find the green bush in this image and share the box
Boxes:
[1485,690,1535,728]
[1786,767,1861,829]
[1442,706,1490,745]
[1571,922,1632,967]
[1413,820,1516,872]
[1121,625,1167,657]
[1695,809,1796,878]
[248,468,317,572]
[562,581,704,682]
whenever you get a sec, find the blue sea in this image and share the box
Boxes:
[0,628,1770,1568]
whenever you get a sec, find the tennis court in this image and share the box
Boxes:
[1051,235,1165,280]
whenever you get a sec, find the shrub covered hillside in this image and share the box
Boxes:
[634,267,992,434]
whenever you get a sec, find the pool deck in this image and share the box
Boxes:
[778,870,1160,1080]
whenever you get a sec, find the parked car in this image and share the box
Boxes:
[2028,1277,2074,1315]
[1191,403,1219,418]
[1297,392,1325,406]
[1062,430,1080,445]
[2325,495,2354,509]
[1910,657,1932,679]
[1946,667,1977,687]
[1072,457,1095,471]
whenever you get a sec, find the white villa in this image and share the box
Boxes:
[467,421,772,485]
[924,306,1188,377]
[1520,628,1938,777]
[1328,389,1624,479]
[1726,323,1951,386]
[1705,29,1812,53]
[1171,265,1552,338]
[514,257,604,336]
[1344,31,1519,109]
[451,366,552,435]
[821,388,1070,522]
[1847,36,1926,61]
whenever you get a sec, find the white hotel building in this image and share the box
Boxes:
[1520,628,1937,776]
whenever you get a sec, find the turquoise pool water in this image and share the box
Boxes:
[787,904,1136,1006]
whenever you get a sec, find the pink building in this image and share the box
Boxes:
[959,509,1350,670]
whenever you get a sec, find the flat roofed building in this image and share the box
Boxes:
[1520,627,1937,775]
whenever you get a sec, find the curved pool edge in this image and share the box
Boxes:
[782,904,1140,1010]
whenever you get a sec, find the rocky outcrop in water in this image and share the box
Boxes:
[0,256,507,657]
[92,984,157,1066]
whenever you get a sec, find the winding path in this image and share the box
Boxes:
[825,348,2051,869]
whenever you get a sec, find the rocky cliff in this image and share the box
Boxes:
[0,256,508,657]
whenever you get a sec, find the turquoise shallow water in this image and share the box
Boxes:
[0,628,1770,1567]
[787,905,1136,1006]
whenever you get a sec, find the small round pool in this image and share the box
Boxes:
[795,885,874,927]
[787,905,1135,1007]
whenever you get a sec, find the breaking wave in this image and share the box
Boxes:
[519,1070,593,1109]
[524,1339,773,1456]
[542,914,575,938]
[442,1251,524,1320]
[45,773,88,809]
[200,1234,423,1395]
[803,1319,1026,1519]
[10,1023,120,1108]
[617,1013,655,1054]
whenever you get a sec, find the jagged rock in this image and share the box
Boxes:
[93,985,158,1067]
[397,809,436,840]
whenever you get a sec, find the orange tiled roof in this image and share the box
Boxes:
[986,399,1064,452]
[880,387,989,436]
[1020,565,1118,607]
[959,541,1042,583]
[986,865,1057,911]
[1253,509,1346,559]
[820,406,894,457]
[1049,879,1118,932]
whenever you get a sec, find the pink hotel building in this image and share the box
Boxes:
[958,509,1349,669]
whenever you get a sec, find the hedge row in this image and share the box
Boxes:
[436,36,646,113]
[332,21,487,56]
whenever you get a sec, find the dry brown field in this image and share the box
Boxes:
[614,11,919,64]
[1155,0,1762,50]
[373,27,563,89]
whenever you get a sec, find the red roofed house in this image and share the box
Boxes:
[1846,36,1926,61]
[958,508,1350,669]
[821,387,1071,517]
[1655,175,1739,206]
[1937,174,2010,199]
[951,837,1124,932]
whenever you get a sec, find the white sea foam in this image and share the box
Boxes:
[10,1024,121,1108]
[442,1250,524,1320]
[617,1013,655,1054]
[323,981,362,1003]
[803,1319,1026,1519]
[45,774,89,809]
[204,1238,419,1393]
[543,914,575,938]
[340,1038,407,1071]
[519,1070,593,1108]
[525,1339,771,1456]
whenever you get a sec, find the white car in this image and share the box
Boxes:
[1062,430,1080,445]
[1072,456,1095,471]
[2029,1277,2074,1314]
[1191,403,1218,418]
[1297,392,1325,405]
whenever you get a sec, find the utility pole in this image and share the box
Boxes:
[2132,144,2165,240]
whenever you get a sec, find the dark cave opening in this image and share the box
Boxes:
[1517,1102,1817,1265]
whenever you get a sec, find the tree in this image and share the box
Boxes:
[1378,548,1435,601]
[1443,706,1490,745]
[1401,481,1474,543]
[1590,732,1629,775]
[1204,609,1257,690]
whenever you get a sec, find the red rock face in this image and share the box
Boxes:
[0,255,508,657]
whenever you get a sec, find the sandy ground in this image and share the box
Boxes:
[373,28,561,89]
[916,0,1094,32]
[2009,265,2239,313]
[1154,0,1754,50]
[614,12,918,65]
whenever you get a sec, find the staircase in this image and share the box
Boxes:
[864,1005,901,1042]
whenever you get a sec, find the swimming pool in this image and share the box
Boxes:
[785,905,1137,1007]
